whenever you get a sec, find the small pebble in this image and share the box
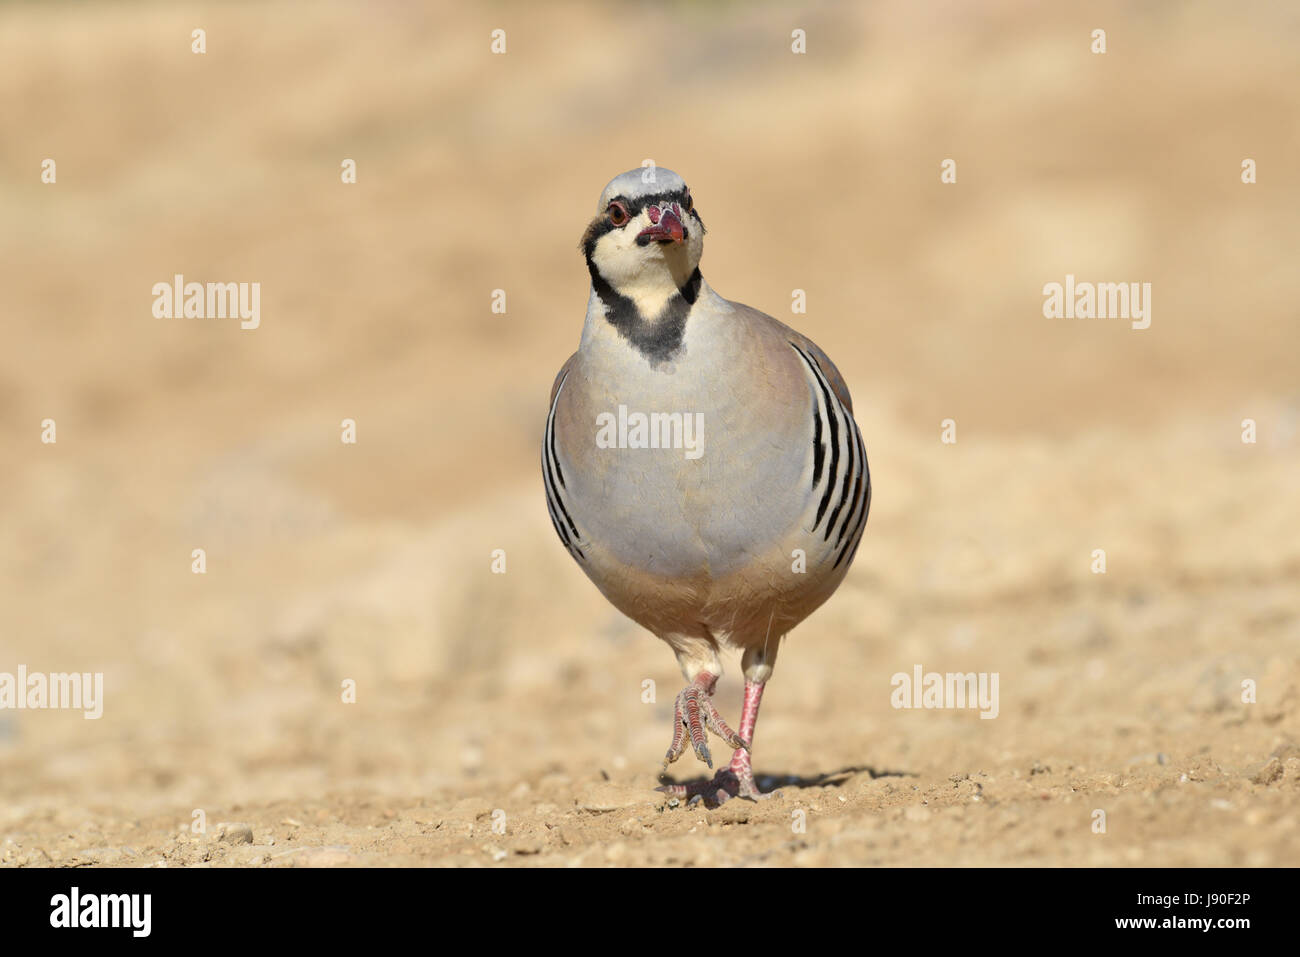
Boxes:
[215,822,253,845]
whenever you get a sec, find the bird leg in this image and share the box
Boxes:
[658,678,768,804]
[725,678,765,794]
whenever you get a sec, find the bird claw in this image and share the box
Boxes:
[661,674,744,773]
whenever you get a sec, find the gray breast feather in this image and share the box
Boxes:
[547,332,866,580]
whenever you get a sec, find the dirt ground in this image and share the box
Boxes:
[1,1,1298,867]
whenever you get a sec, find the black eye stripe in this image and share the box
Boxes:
[605,190,694,219]
[581,188,704,258]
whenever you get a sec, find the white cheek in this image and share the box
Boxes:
[595,231,642,285]
[688,230,704,263]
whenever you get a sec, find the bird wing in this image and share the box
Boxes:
[725,301,856,415]
[549,352,579,407]
[784,329,854,415]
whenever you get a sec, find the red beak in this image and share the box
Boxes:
[636,208,686,245]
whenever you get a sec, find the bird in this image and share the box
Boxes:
[542,167,870,804]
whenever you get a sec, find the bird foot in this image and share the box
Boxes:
[660,672,746,772]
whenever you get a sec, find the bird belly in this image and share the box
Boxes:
[556,394,851,642]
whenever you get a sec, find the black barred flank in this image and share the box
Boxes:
[811,391,825,487]
[542,372,585,561]
[791,341,870,568]
[833,428,870,569]
[548,405,566,489]
[543,450,583,558]
[824,376,856,542]
[836,426,866,550]
[545,493,570,547]
[838,469,871,571]
[792,345,840,533]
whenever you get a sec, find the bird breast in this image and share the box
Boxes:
[552,297,854,583]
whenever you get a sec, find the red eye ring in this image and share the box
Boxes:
[608,202,629,226]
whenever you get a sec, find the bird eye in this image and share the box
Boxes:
[608,202,629,226]
[684,193,693,213]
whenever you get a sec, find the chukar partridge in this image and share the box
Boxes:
[542,167,870,803]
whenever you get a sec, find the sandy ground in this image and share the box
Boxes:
[1,0,1298,867]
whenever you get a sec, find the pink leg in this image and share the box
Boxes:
[659,678,768,804]
[725,679,765,794]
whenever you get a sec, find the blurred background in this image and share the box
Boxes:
[1,0,1297,866]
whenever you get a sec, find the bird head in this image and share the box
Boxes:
[580,167,706,300]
